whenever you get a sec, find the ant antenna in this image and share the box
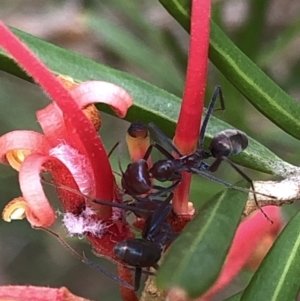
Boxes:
[34,226,135,290]
[190,167,274,222]
[221,157,273,223]
[40,177,152,215]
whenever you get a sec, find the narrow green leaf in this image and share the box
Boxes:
[258,17,300,68]
[156,181,248,298]
[204,116,296,176]
[159,0,300,141]
[88,14,184,95]
[240,210,300,301]
[0,28,292,175]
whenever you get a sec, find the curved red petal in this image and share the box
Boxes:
[0,23,114,204]
[36,103,68,147]
[196,206,283,301]
[19,152,89,227]
[0,130,50,163]
[19,153,57,227]
[70,81,133,118]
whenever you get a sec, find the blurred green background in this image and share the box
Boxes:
[1,0,300,300]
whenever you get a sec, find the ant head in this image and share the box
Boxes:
[210,129,249,158]
[209,133,232,158]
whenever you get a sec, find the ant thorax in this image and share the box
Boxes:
[149,159,177,182]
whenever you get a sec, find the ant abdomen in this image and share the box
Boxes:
[114,238,161,267]
[209,129,248,158]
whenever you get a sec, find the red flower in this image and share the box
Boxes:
[0,22,136,276]
[196,206,283,301]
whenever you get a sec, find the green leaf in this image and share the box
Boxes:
[158,0,300,141]
[88,14,184,95]
[240,210,300,301]
[0,28,292,175]
[258,17,300,68]
[156,181,248,298]
[204,116,296,176]
[224,291,243,301]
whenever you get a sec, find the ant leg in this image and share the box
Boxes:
[143,144,154,161]
[134,267,142,291]
[149,179,181,199]
[124,265,155,276]
[199,86,225,149]
[35,226,84,261]
[152,263,159,270]
[35,227,135,290]
[152,143,175,159]
[143,193,173,239]
[221,157,273,223]
[83,258,135,290]
[143,141,178,161]
[208,157,222,172]
[190,167,275,199]
[151,222,176,247]
[147,122,183,157]
[41,177,153,216]
[108,141,120,158]
[92,199,153,215]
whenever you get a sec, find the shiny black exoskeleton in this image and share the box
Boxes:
[123,86,272,220]
[113,192,174,291]
[79,193,174,291]
[121,144,181,200]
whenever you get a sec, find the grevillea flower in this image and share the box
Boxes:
[196,206,283,301]
[0,22,137,300]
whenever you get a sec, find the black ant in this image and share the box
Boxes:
[122,86,274,221]
[108,192,173,290]
[41,178,174,290]
[121,142,181,200]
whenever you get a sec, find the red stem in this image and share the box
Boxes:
[173,0,211,215]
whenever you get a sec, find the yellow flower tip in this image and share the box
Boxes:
[56,75,102,131]
[83,104,102,131]
[56,74,78,90]
[2,197,29,222]
[6,149,32,171]
[126,121,150,161]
